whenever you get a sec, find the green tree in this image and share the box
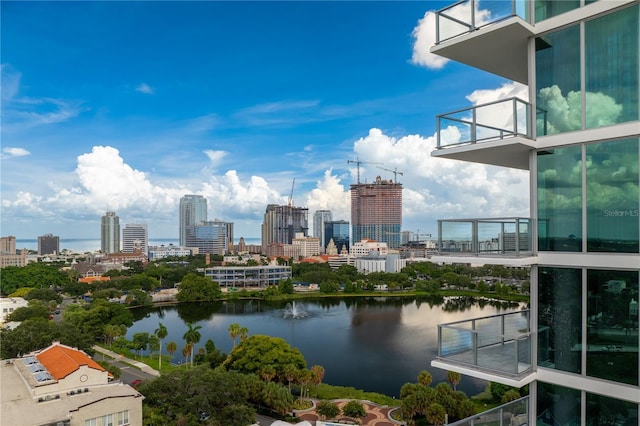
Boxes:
[426,403,447,426]
[6,301,50,322]
[132,332,150,358]
[417,370,433,387]
[183,322,202,367]
[223,335,306,383]
[166,340,178,361]
[154,322,168,369]
[310,364,325,396]
[278,279,294,294]
[447,370,461,391]
[24,288,63,304]
[176,273,221,302]
[342,400,366,422]
[228,322,241,347]
[316,400,341,420]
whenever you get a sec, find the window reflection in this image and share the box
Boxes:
[538,267,582,373]
[587,392,639,425]
[537,382,581,425]
[586,139,640,253]
[587,269,639,385]
[537,146,582,252]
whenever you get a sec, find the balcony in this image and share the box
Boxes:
[433,310,534,386]
[431,0,534,83]
[447,396,529,426]
[432,98,535,170]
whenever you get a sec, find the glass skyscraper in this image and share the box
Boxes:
[430,1,639,424]
[101,211,120,254]
[179,194,208,246]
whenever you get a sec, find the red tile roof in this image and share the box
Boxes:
[36,344,106,380]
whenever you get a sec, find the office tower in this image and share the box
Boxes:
[0,236,16,254]
[429,1,639,424]
[185,220,231,255]
[100,212,120,254]
[313,210,332,250]
[37,234,60,255]
[261,204,309,250]
[179,194,208,246]
[350,176,403,249]
[122,224,148,254]
[324,220,350,253]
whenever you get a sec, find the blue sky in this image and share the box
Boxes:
[1,1,529,242]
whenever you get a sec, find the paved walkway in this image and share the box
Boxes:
[295,399,404,426]
[93,346,161,377]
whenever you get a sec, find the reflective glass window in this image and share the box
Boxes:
[538,267,582,373]
[536,25,581,136]
[587,269,639,385]
[587,392,639,425]
[537,382,581,425]
[585,5,639,128]
[537,146,583,251]
[535,0,580,23]
[586,139,640,253]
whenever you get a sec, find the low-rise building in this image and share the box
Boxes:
[350,239,389,257]
[204,265,292,288]
[0,342,143,426]
[0,297,29,324]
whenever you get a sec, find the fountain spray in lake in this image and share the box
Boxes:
[283,301,308,319]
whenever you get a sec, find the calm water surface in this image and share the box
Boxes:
[127,297,524,397]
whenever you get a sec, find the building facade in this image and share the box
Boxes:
[204,265,292,288]
[179,194,208,246]
[292,233,321,258]
[429,1,639,424]
[185,220,230,255]
[0,236,27,268]
[261,204,309,252]
[38,233,60,255]
[122,224,148,254]
[350,238,389,257]
[350,176,403,249]
[100,212,120,254]
[313,209,332,251]
[324,220,350,253]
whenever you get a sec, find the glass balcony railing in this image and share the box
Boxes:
[437,310,533,378]
[437,218,532,256]
[436,98,532,149]
[447,396,529,426]
[435,0,531,44]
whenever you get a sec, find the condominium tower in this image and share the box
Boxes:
[429,0,639,424]
[122,224,148,253]
[179,194,207,246]
[261,204,309,252]
[100,212,120,254]
[37,233,60,255]
[313,209,332,251]
[350,176,402,249]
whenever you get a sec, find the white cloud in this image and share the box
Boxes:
[204,150,228,168]
[411,4,492,70]
[1,147,31,159]
[136,83,154,94]
[467,82,528,105]
[305,169,351,221]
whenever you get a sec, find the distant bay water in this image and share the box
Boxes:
[15,237,262,253]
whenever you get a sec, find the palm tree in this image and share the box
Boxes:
[154,322,168,370]
[166,340,177,364]
[310,365,325,397]
[238,325,249,342]
[183,322,202,367]
[417,369,432,387]
[228,323,241,347]
[447,370,461,391]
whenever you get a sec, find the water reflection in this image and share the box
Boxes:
[127,297,525,397]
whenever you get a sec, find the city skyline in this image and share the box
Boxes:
[1,1,529,240]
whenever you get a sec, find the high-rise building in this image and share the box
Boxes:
[179,194,208,246]
[0,236,26,268]
[429,1,639,424]
[324,220,350,253]
[101,212,120,254]
[185,220,231,255]
[122,224,148,254]
[313,210,332,250]
[37,233,60,255]
[350,176,402,249]
[261,204,309,252]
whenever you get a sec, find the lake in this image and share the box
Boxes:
[126,296,525,398]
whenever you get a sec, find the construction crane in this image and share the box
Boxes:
[288,178,295,207]
[347,157,382,184]
[377,166,403,184]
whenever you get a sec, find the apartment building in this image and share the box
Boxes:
[122,223,148,254]
[428,0,639,424]
[100,212,120,254]
[0,342,142,426]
